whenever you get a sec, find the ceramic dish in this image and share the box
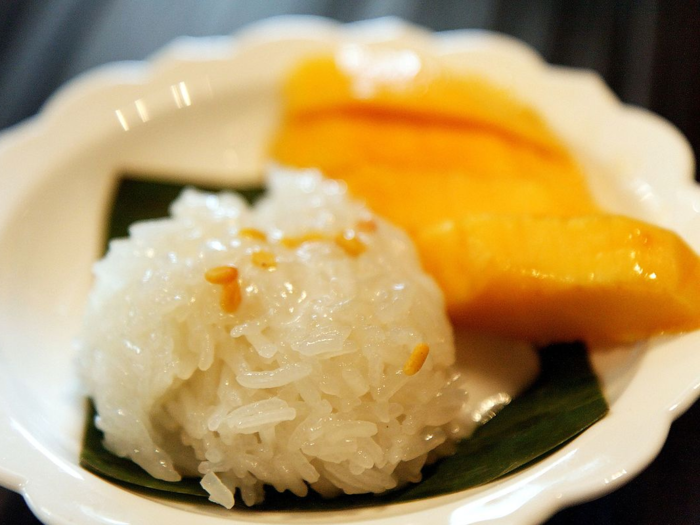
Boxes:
[0,16,698,525]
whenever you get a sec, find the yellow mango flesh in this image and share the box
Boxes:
[283,54,566,152]
[270,51,700,344]
[416,215,700,344]
[272,115,598,234]
[271,53,600,229]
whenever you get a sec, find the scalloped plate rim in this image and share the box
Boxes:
[0,15,698,525]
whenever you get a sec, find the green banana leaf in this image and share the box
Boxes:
[80,175,609,510]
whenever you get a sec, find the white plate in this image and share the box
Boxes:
[0,16,698,525]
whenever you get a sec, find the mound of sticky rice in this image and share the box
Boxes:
[78,168,467,508]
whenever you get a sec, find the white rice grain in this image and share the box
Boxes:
[78,168,469,506]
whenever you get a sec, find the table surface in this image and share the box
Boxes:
[0,1,698,524]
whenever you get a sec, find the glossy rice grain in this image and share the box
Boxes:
[77,168,468,507]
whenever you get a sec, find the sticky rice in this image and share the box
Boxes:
[78,168,467,507]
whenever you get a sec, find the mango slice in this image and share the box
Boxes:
[416,215,700,344]
[270,49,700,344]
[271,51,601,227]
[283,53,566,152]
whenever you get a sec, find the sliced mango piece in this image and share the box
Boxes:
[271,52,600,224]
[283,52,566,152]
[271,50,700,344]
[415,215,700,345]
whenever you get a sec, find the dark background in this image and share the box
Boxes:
[0,1,698,524]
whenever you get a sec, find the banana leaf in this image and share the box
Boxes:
[80,175,608,510]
